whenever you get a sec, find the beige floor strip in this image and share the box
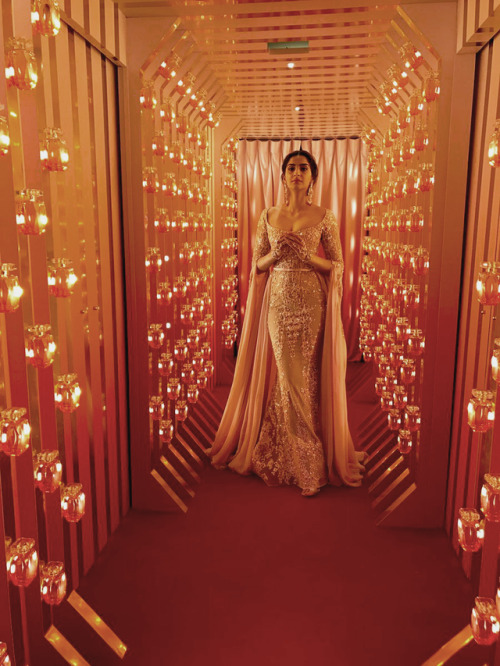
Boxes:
[68,591,128,658]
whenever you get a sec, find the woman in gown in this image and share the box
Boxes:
[208,150,365,496]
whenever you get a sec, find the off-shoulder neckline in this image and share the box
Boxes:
[265,207,329,232]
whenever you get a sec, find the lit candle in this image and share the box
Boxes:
[457,508,484,552]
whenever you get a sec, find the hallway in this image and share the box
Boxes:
[68,365,477,666]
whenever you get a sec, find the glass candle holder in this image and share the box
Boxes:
[395,318,410,343]
[5,38,37,90]
[407,329,425,357]
[375,377,387,396]
[411,248,430,276]
[25,324,56,368]
[471,597,500,645]
[400,359,416,385]
[7,538,38,586]
[61,483,85,522]
[0,116,10,156]
[397,105,411,129]
[488,119,500,167]
[408,206,424,233]
[0,408,31,456]
[40,561,66,605]
[480,473,500,521]
[413,125,429,152]
[476,262,500,305]
[145,248,162,273]
[491,338,500,383]
[389,346,405,369]
[186,329,200,351]
[419,164,435,192]
[148,324,164,350]
[149,395,164,420]
[191,351,204,373]
[204,360,214,378]
[0,264,23,313]
[397,429,412,454]
[380,390,394,412]
[159,53,181,80]
[187,384,199,404]
[174,399,188,422]
[33,451,63,493]
[457,508,484,552]
[160,100,176,125]
[393,386,408,410]
[167,378,181,401]
[142,166,159,193]
[16,189,48,235]
[162,172,176,197]
[159,419,174,444]
[399,42,424,70]
[152,131,167,157]
[158,353,174,378]
[0,643,10,665]
[181,362,196,385]
[468,389,495,433]
[31,0,61,36]
[40,128,69,171]
[404,405,421,432]
[54,373,81,413]
[424,72,440,102]
[387,409,402,431]
[48,258,78,297]
[409,89,424,116]
[157,281,173,306]
[139,80,157,109]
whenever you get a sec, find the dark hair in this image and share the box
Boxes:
[281,150,318,184]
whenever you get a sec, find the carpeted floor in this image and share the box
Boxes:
[63,363,485,666]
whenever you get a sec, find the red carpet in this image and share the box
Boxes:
[59,363,486,665]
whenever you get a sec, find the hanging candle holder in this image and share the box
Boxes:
[5,38,38,90]
[157,280,173,306]
[404,405,421,432]
[148,324,165,350]
[159,53,181,80]
[388,345,405,369]
[405,169,419,194]
[187,384,199,404]
[186,328,200,351]
[176,112,187,134]
[33,450,63,493]
[47,258,78,297]
[25,324,56,368]
[139,80,157,110]
[413,124,429,153]
[154,209,170,233]
[158,352,174,378]
[419,164,435,192]
[399,42,424,71]
[471,597,500,645]
[180,362,195,386]
[0,264,23,313]
[380,390,394,412]
[40,561,66,605]
[0,408,31,456]
[149,395,164,420]
[408,206,424,233]
[409,89,424,117]
[174,78,186,97]
[488,119,500,167]
[411,247,430,276]
[457,508,484,552]
[404,284,420,310]
[142,166,159,193]
[166,378,181,401]
[54,373,81,413]
[31,0,61,36]
[204,359,214,378]
[61,483,85,522]
[0,116,10,156]
[387,409,402,431]
[407,329,425,357]
[476,262,500,305]
[191,351,204,373]
[423,72,440,103]
[162,172,176,197]
[145,248,162,273]
[197,369,209,390]
[397,429,413,454]
[393,386,408,410]
[174,399,189,421]
[152,131,167,157]
[0,643,10,666]
[160,99,176,124]
[6,538,38,586]
[375,377,387,396]
[400,359,416,385]
[16,189,48,235]
[159,419,174,444]
[40,128,69,171]
[491,338,500,383]
[467,390,495,433]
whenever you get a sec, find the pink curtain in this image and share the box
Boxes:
[237,138,366,360]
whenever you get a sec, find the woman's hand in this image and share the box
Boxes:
[270,236,289,262]
[283,232,312,264]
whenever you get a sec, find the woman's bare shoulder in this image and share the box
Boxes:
[266,206,281,225]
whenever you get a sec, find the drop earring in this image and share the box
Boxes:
[307,183,314,205]
[283,183,289,206]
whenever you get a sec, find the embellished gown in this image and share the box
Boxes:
[209,208,365,492]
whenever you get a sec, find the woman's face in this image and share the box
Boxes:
[283,155,313,193]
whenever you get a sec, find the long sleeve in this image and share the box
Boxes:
[251,209,271,274]
[321,211,343,290]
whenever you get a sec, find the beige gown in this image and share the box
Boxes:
[209,208,365,492]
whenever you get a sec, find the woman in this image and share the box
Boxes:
[209,150,365,495]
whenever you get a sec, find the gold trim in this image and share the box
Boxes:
[67,591,127,658]
[45,625,91,665]
[421,625,474,665]
[151,469,188,512]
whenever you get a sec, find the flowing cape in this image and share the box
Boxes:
[209,263,365,487]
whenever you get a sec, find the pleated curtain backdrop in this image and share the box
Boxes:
[237,138,366,360]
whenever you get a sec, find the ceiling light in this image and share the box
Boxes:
[295,106,300,111]
[287,62,295,69]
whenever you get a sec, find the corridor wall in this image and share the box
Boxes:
[0,0,129,663]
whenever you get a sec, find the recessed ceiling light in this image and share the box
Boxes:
[295,106,300,111]
[287,62,295,69]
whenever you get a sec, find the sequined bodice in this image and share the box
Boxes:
[267,221,323,270]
